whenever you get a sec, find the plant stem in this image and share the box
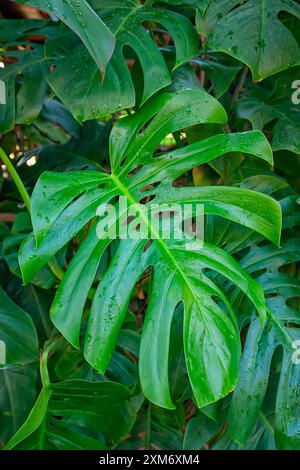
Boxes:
[40,337,64,387]
[0,146,31,213]
[0,146,64,280]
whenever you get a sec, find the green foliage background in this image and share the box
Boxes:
[0,0,300,450]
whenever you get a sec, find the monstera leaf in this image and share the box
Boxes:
[16,0,115,76]
[208,177,300,450]
[5,344,136,450]
[19,89,281,409]
[47,0,199,120]
[200,176,300,450]
[197,0,300,81]
[228,239,300,450]
[236,68,300,153]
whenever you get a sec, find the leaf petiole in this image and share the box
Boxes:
[0,146,31,214]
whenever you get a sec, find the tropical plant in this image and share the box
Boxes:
[0,0,299,451]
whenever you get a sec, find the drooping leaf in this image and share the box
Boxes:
[47,0,199,120]
[16,0,115,76]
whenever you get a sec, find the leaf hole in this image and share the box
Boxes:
[120,156,128,167]
[140,181,161,192]
[127,164,143,178]
[97,182,110,190]
[143,239,153,252]
[139,194,157,205]
[137,114,156,135]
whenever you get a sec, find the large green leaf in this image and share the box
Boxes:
[218,187,300,449]
[16,0,115,76]
[197,0,300,81]
[18,89,281,410]
[47,0,199,120]
[190,164,300,450]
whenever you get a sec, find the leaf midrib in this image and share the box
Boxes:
[109,173,213,333]
[114,3,143,36]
